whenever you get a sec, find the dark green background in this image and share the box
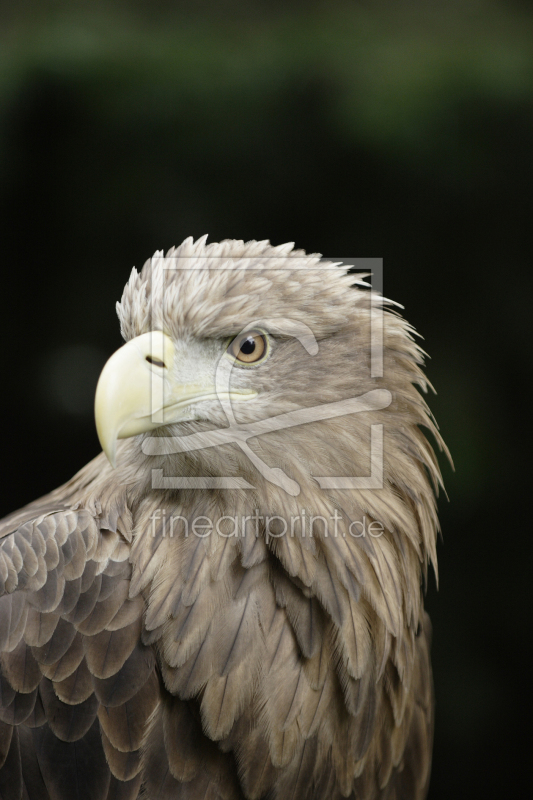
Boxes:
[1,1,531,797]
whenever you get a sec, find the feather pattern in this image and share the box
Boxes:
[0,237,447,799]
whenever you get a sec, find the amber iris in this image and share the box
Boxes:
[228,331,267,364]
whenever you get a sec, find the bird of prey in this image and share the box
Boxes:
[0,237,447,800]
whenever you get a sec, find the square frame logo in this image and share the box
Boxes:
[142,256,389,496]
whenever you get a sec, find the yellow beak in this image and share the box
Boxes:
[94,331,177,467]
[95,330,259,467]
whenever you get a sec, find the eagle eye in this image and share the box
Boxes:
[228,331,268,365]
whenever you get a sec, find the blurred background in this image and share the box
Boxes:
[0,1,531,797]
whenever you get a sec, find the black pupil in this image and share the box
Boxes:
[240,337,256,355]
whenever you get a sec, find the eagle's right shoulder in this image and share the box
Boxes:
[0,501,156,800]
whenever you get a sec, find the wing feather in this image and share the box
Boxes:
[33,719,111,800]
[97,671,158,753]
[84,618,141,680]
[92,643,155,707]
[23,610,60,648]
[0,719,13,769]
[52,658,94,705]
[30,617,78,667]
[0,593,27,651]
[105,774,142,800]
[100,729,141,781]
[0,507,149,800]
[0,638,42,693]
[0,678,38,726]
[0,726,22,800]
[39,678,98,742]
[38,632,84,683]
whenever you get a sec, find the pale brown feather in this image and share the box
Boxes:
[0,237,447,799]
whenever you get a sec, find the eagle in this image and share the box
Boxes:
[0,237,447,800]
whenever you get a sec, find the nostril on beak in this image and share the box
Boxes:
[146,356,166,368]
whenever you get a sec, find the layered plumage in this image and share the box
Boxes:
[0,236,448,799]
